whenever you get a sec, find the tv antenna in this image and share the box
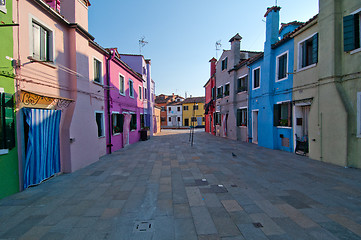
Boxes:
[139,36,148,54]
[215,40,222,59]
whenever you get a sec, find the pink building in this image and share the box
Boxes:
[105,49,145,153]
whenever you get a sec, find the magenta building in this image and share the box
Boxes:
[105,49,145,153]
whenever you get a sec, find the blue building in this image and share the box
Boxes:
[248,6,302,152]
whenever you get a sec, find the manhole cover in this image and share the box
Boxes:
[134,221,154,232]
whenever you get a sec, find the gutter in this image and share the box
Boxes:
[106,49,116,154]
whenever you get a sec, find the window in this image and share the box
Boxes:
[0,93,15,154]
[93,58,102,84]
[193,104,199,110]
[130,113,137,130]
[161,117,166,122]
[224,83,230,96]
[177,117,180,122]
[217,86,223,98]
[95,112,105,137]
[183,106,188,111]
[253,67,260,89]
[32,22,51,61]
[184,118,189,126]
[276,51,288,81]
[212,87,216,100]
[119,74,125,95]
[221,57,228,71]
[274,102,292,127]
[214,112,221,125]
[298,33,318,70]
[139,86,142,100]
[177,106,180,111]
[129,79,134,97]
[357,92,361,137]
[112,113,123,135]
[140,114,145,129]
[237,108,247,126]
[169,117,171,122]
[168,107,171,112]
[144,88,147,99]
[343,11,360,52]
[0,0,7,13]
[161,106,165,112]
[237,75,248,92]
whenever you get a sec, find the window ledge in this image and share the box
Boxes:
[237,91,247,94]
[98,136,105,139]
[119,92,125,96]
[350,48,361,55]
[253,87,260,90]
[297,63,317,72]
[276,77,288,82]
[238,126,247,128]
[0,149,9,155]
[92,81,103,86]
[113,133,121,136]
[28,56,56,69]
[0,6,7,14]
[276,126,292,129]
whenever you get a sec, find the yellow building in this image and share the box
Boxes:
[182,97,205,127]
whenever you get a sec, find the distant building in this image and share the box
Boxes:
[182,97,205,127]
[155,94,184,127]
[167,101,183,127]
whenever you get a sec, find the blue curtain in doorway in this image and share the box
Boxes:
[23,108,61,189]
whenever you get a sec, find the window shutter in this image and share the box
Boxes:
[40,27,46,61]
[302,42,307,68]
[221,86,223,96]
[312,33,318,64]
[278,56,284,79]
[237,109,241,126]
[2,93,15,149]
[32,23,40,59]
[119,114,124,133]
[288,102,292,127]
[273,104,280,126]
[343,14,360,52]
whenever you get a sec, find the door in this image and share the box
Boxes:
[23,108,61,189]
[197,117,202,126]
[209,115,212,132]
[123,113,131,147]
[252,110,258,144]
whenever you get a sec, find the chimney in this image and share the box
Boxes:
[229,33,242,67]
[45,0,61,12]
[264,6,281,48]
[209,57,217,76]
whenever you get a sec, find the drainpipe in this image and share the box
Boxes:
[106,49,116,154]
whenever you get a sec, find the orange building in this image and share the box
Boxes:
[155,94,184,126]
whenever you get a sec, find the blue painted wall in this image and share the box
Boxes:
[248,7,295,153]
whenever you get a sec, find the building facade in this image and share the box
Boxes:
[204,58,216,135]
[182,97,205,127]
[167,102,183,127]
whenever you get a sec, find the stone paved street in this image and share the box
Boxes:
[1,130,361,240]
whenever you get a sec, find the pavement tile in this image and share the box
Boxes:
[236,223,269,240]
[191,206,218,235]
[276,203,319,229]
[174,203,192,219]
[221,200,243,212]
[327,214,361,237]
[186,187,205,206]
[249,213,285,236]
[254,200,286,218]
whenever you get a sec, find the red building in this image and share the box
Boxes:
[204,58,217,135]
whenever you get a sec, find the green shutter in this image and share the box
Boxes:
[273,104,280,126]
[312,33,318,64]
[237,109,241,126]
[302,42,307,68]
[343,14,360,52]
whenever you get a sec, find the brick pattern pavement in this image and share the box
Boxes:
[0,129,361,240]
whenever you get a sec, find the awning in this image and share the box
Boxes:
[20,90,74,109]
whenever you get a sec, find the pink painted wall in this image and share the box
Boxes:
[105,53,144,153]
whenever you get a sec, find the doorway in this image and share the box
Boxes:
[252,110,259,144]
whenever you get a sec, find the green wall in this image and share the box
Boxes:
[0,0,19,199]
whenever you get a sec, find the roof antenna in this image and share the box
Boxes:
[275,0,278,6]
[215,40,222,59]
[139,36,148,54]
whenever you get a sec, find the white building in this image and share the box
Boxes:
[167,101,183,127]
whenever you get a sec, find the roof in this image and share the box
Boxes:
[247,52,264,65]
[182,97,205,104]
[168,101,183,106]
[272,14,318,49]
[155,94,183,104]
[229,33,242,42]
[279,21,304,34]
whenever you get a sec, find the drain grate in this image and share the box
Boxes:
[253,222,263,228]
[134,221,154,232]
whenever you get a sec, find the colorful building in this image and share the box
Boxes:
[182,97,205,127]
[204,58,216,135]
[155,94,183,127]
[167,101,183,127]
[0,0,19,199]
[248,6,300,152]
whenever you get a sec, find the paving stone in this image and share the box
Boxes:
[221,200,243,212]
[249,213,285,236]
[2,215,47,238]
[327,214,361,237]
[198,234,220,240]
[319,221,361,240]
[191,206,217,235]
[203,193,223,208]
[212,216,241,237]
[153,216,175,240]
[276,203,319,229]
[254,200,286,218]
[236,223,269,240]
[186,187,205,206]
[174,203,192,219]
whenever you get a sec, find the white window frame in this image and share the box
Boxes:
[112,111,121,136]
[238,107,248,127]
[297,32,318,71]
[92,56,103,85]
[357,92,361,138]
[139,86,142,100]
[95,111,105,138]
[129,79,134,98]
[0,0,7,14]
[350,8,361,55]
[119,73,125,95]
[252,66,261,90]
[224,82,230,96]
[29,15,55,62]
[275,50,289,82]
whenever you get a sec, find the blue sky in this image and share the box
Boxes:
[88,1,318,98]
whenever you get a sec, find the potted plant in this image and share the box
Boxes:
[279,119,288,126]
